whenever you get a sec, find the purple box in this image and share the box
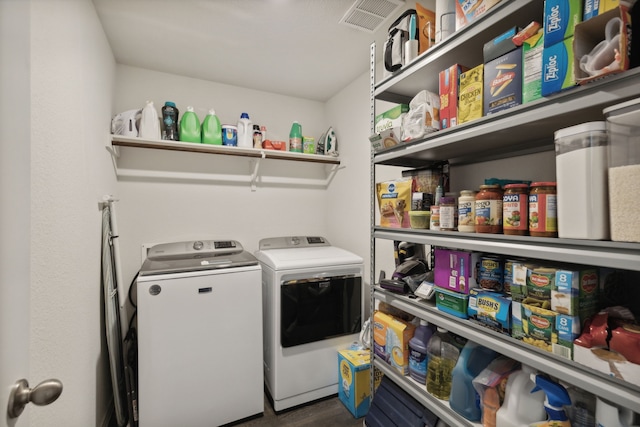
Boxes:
[434,248,480,294]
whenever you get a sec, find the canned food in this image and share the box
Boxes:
[529,182,557,237]
[479,255,504,291]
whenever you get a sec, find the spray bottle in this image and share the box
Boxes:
[529,374,572,427]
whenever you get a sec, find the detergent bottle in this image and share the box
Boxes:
[179,106,201,143]
[408,319,434,384]
[449,341,498,422]
[495,365,546,427]
[236,112,253,147]
[139,100,161,140]
[201,109,222,145]
[426,327,460,400]
[528,374,572,427]
[596,397,640,427]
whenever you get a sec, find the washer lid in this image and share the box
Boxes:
[255,245,363,270]
[139,239,258,275]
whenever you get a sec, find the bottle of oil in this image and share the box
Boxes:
[426,327,460,400]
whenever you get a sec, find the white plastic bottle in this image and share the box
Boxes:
[495,365,546,427]
[237,112,253,147]
[138,100,161,140]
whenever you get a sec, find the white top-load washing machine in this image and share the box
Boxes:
[255,236,363,411]
[136,240,263,427]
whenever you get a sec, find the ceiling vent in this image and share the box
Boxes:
[339,0,405,33]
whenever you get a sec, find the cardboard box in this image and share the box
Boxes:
[584,0,628,20]
[468,288,512,335]
[439,64,470,129]
[574,6,631,85]
[544,0,583,47]
[573,344,640,384]
[373,311,416,375]
[455,0,503,31]
[369,127,401,152]
[435,288,470,319]
[338,349,372,418]
[375,104,409,133]
[523,29,544,103]
[483,26,519,63]
[552,266,598,318]
[417,3,436,54]
[434,248,480,294]
[541,37,576,96]
[458,64,484,124]
[484,48,523,115]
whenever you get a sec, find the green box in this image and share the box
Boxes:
[544,0,582,47]
[374,104,409,134]
[523,29,544,104]
[542,37,576,97]
[435,288,469,319]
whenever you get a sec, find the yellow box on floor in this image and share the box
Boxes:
[338,350,374,418]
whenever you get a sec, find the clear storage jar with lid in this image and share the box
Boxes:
[604,98,640,243]
[554,122,609,240]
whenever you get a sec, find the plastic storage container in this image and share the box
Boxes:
[554,122,609,240]
[604,98,640,243]
[409,211,430,229]
[495,365,546,427]
[449,341,498,422]
[426,327,460,400]
[408,320,435,384]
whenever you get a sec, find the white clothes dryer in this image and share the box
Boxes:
[255,236,363,412]
[136,240,263,427]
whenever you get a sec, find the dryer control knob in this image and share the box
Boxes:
[193,241,204,250]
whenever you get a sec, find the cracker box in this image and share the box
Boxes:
[373,311,416,375]
[455,0,503,31]
[369,127,401,152]
[375,104,410,134]
[468,288,512,335]
[458,64,484,124]
[338,349,372,418]
[484,48,523,115]
[544,0,583,47]
[542,37,576,97]
[523,29,544,104]
[435,288,470,319]
[439,64,470,129]
[434,248,480,294]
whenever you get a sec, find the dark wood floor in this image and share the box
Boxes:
[230,392,365,427]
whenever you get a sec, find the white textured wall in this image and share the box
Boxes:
[30,0,116,425]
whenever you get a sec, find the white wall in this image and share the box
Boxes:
[30,0,117,425]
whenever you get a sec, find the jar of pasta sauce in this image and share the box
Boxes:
[529,182,557,237]
[475,184,503,233]
[458,190,477,233]
[503,184,529,235]
[439,197,456,231]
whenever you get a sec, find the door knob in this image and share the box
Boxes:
[7,378,63,418]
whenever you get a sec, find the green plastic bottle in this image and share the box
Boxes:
[179,106,201,143]
[289,121,302,152]
[201,109,222,145]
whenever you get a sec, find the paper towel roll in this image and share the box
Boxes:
[436,0,455,43]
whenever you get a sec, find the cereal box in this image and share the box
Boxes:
[458,64,484,124]
[455,0,503,31]
[439,64,469,129]
[484,48,523,115]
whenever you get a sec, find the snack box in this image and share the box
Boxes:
[574,6,631,85]
[435,288,470,319]
[584,0,628,20]
[544,0,583,47]
[484,48,523,115]
[375,104,410,134]
[542,37,576,97]
[468,289,512,335]
[369,127,401,152]
[373,311,416,375]
[523,29,544,104]
[338,349,373,418]
[455,0,503,31]
[439,64,470,129]
[434,248,480,294]
[511,300,580,360]
[458,64,484,125]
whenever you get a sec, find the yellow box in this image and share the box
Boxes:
[458,64,484,124]
[373,311,416,375]
[338,350,372,418]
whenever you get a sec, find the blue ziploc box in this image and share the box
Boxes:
[544,0,583,47]
[541,37,576,97]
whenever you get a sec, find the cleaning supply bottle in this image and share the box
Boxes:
[139,100,161,140]
[529,374,572,427]
[289,121,302,152]
[596,397,640,427]
[201,109,222,145]
[237,112,252,147]
[179,106,201,143]
[449,341,498,422]
[567,386,596,427]
[408,320,434,384]
[161,101,179,141]
[426,327,460,400]
[495,365,546,427]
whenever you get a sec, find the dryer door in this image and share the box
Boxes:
[280,274,362,348]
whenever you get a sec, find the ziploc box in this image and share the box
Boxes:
[439,64,469,129]
[375,104,410,134]
[434,248,480,294]
[468,288,512,335]
[373,311,416,375]
[484,48,523,115]
[523,29,544,103]
[455,0,503,31]
[338,349,372,418]
[541,37,576,96]
[544,0,583,47]
[458,64,484,124]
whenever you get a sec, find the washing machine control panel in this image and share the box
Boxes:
[259,236,330,250]
[148,240,242,260]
